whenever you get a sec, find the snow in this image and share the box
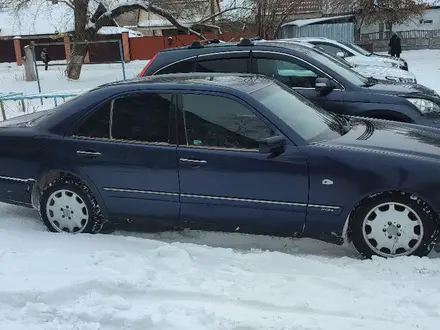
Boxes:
[281,14,355,28]
[0,49,440,329]
[0,60,148,118]
[0,3,73,37]
[98,26,143,37]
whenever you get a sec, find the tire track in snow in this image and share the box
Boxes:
[0,280,438,330]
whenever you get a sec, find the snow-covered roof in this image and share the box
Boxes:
[281,14,355,28]
[0,0,139,37]
[99,26,143,37]
[138,18,197,28]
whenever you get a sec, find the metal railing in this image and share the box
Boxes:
[0,91,83,121]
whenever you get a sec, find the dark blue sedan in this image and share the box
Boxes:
[1,73,440,258]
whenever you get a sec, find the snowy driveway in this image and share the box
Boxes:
[1,203,440,330]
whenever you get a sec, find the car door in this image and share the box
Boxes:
[175,91,309,235]
[250,51,344,114]
[63,91,179,227]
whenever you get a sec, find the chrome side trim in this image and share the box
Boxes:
[0,175,35,183]
[103,187,179,197]
[152,56,197,75]
[308,204,340,210]
[197,51,251,58]
[180,193,305,207]
[102,187,340,210]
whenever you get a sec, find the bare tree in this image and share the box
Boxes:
[1,0,245,80]
[241,0,307,39]
[327,0,432,39]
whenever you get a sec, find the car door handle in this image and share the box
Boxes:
[77,150,101,157]
[179,158,207,164]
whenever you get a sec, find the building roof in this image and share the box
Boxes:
[281,14,355,28]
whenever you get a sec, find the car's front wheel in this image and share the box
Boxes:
[40,178,104,234]
[350,191,439,258]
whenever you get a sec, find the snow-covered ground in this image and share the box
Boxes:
[0,60,148,119]
[1,50,440,329]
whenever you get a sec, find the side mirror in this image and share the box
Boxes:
[259,135,286,155]
[336,51,345,58]
[315,77,335,95]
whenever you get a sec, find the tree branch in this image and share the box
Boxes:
[196,6,251,25]
[90,2,207,40]
[57,0,75,10]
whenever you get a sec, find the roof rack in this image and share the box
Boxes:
[237,38,254,46]
[188,41,204,49]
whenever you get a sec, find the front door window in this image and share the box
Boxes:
[255,57,323,88]
[181,93,273,150]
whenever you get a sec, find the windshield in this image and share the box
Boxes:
[252,82,343,143]
[342,42,371,56]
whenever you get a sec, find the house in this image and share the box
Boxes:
[320,0,440,35]
[135,0,221,36]
[361,5,440,34]
[0,1,142,64]
[0,0,142,39]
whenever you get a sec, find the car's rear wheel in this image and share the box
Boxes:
[350,191,439,258]
[40,178,104,234]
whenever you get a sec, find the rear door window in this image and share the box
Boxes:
[196,58,249,73]
[155,60,195,75]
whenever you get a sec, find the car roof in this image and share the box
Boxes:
[274,39,315,47]
[289,37,333,42]
[97,72,276,94]
[156,38,316,56]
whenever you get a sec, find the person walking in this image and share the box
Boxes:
[388,32,402,58]
[40,48,50,71]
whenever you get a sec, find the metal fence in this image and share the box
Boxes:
[359,29,440,51]
[361,29,440,41]
[278,22,355,42]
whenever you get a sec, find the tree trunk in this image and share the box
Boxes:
[66,0,90,80]
[256,2,263,38]
[23,45,36,81]
[355,27,361,42]
[66,43,88,80]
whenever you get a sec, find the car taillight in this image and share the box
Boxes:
[138,53,158,77]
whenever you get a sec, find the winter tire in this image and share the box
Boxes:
[350,191,439,258]
[40,177,104,234]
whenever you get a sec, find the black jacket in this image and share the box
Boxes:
[389,35,402,55]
